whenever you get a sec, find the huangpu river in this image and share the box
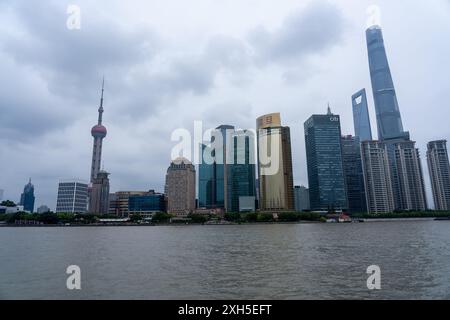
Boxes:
[1,220,450,300]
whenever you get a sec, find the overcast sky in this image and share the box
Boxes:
[1,0,449,210]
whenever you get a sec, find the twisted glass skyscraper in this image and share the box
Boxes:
[366,25,409,141]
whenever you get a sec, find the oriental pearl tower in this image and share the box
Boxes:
[90,78,107,183]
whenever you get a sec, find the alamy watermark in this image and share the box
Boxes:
[366,5,382,28]
[66,5,81,30]
[170,121,281,176]
[66,265,81,290]
[366,265,381,290]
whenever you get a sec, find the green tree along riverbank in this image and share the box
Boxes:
[1,210,450,226]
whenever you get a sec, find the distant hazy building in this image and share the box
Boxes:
[0,205,25,214]
[19,179,35,213]
[56,180,88,213]
[0,189,4,202]
[352,89,373,142]
[165,157,196,216]
[89,170,110,214]
[394,141,427,211]
[108,193,117,214]
[341,135,367,213]
[37,205,51,214]
[304,107,348,211]
[427,140,450,211]
[257,113,294,211]
[361,141,395,214]
[294,186,310,212]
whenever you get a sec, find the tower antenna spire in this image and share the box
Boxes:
[98,77,105,125]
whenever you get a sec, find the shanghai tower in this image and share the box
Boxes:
[366,26,427,212]
[366,25,409,141]
[90,79,107,183]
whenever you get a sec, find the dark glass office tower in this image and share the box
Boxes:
[366,25,409,141]
[215,125,234,211]
[198,144,216,208]
[20,179,35,213]
[352,89,372,142]
[341,135,367,213]
[198,125,256,212]
[304,108,348,211]
[229,130,257,212]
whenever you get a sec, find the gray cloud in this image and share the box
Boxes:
[248,1,345,64]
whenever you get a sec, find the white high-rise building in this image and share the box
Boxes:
[361,141,395,214]
[394,141,427,211]
[56,180,88,213]
[427,140,450,211]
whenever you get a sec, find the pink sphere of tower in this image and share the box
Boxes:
[91,124,107,138]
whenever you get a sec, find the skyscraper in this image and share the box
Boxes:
[257,113,294,211]
[341,135,367,213]
[198,125,233,211]
[394,141,427,211]
[198,126,256,212]
[215,125,235,211]
[361,141,395,214]
[89,170,110,214]
[56,180,88,213]
[90,79,108,183]
[366,25,427,212]
[198,143,215,209]
[427,140,450,211]
[366,25,409,141]
[0,189,4,202]
[165,157,196,216]
[352,88,373,142]
[304,108,348,211]
[229,130,257,212]
[19,179,35,213]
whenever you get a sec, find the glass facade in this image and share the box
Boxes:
[56,181,88,213]
[341,136,367,213]
[304,113,348,211]
[128,194,166,213]
[199,144,217,208]
[198,127,256,212]
[20,180,35,213]
[352,88,372,142]
[366,26,409,141]
[229,131,256,212]
[257,113,295,211]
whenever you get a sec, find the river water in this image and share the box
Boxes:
[1,220,449,299]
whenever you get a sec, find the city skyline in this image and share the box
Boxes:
[1,1,450,210]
